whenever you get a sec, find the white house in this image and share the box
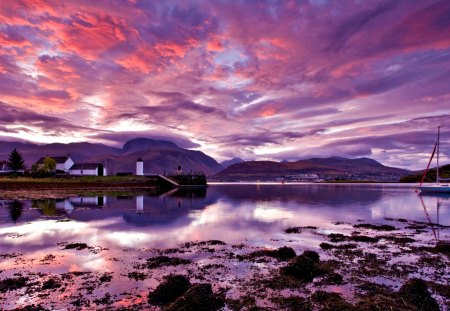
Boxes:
[0,161,12,174]
[68,163,106,176]
[35,156,74,172]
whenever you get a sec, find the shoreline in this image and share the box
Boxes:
[0,176,159,199]
[0,217,448,310]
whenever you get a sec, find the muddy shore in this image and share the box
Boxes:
[0,218,448,310]
[0,177,158,199]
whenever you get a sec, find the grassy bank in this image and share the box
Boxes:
[0,175,152,184]
[0,175,159,199]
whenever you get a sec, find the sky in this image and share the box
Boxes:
[0,0,449,169]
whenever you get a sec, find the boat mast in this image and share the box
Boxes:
[437,126,440,184]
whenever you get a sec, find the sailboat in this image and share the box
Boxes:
[418,126,450,193]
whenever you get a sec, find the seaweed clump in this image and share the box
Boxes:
[248,246,296,261]
[145,256,192,269]
[311,291,354,311]
[281,251,324,282]
[148,274,191,305]
[42,277,62,290]
[354,223,397,231]
[164,283,224,311]
[61,243,89,250]
[398,278,440,311]
[0,276,28,292]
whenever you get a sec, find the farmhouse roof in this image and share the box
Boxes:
[70,163,102,170]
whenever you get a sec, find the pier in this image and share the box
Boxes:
[147,173,207,189]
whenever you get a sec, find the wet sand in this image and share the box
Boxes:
[1,218,448,310]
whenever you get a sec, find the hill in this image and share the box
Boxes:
[220,157,245,169]
[399,164,450,183]
[0,138,223,176]
[213,157,410,182]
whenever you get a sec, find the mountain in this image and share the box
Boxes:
[220,157,244,169]
[0,138,223,176]
[399,164,450,183]
[0,141,121,165]
[213,157,411,181]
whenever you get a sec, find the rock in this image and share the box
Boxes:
[164,283,224,311]
[42,277,62,290]
[99,273,112,283]
[285,227,302,234]
[354,223,397,231]
[62,243,89,250]
[274,246,296,260]
[398,278,440,311]
[148,274,191,305]
[248,246,296,261]
[434,241,450,256]
[281,251,323,282]
[146,256,192,269]
[320,242,334,250]
[0,277,28,292]
[350,235,379,243]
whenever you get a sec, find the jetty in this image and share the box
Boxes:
[148,173,207,189]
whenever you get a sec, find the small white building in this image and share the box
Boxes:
[35,156,74,172]
[136,158,144,176]
[68,163,106,176]
[0,161,13,174]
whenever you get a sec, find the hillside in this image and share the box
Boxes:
[213,157,410,182]
[220,157,245,169]
[399,164,450,183]
[0,138,223,176]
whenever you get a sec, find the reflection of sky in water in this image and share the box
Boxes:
[1,184,449,253]
[1,184,449,309]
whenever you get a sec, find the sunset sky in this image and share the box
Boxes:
[0,0,449,169]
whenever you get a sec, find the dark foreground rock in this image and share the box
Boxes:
[42,277,62,290]
[145,256,192,269]
[164,283,224,311]
[434,241,450,257]
[148,274,191,304]
[60,243,89,250]
[354,223,397,231]
[281,251,324,282]
[398,278,440,311]
[0,277,28,293]
[248,246,296,261]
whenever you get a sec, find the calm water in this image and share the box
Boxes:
[1,183,449,253]
[1,183,449,309]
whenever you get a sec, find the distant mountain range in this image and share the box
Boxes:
[212,157,411,182]
[220,157,245,169]
[0,138,223,176]
[0,139,412,180]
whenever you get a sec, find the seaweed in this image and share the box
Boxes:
[145,256,192,269]
[148,274,191,304]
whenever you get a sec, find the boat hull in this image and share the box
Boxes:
[418,185,450,193]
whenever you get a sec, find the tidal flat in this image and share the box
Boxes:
[0,184,449,310]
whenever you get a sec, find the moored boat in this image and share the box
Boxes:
[418,126,450,193]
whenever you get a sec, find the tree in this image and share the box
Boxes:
[43,157,56,172]
[8,148,26,172]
